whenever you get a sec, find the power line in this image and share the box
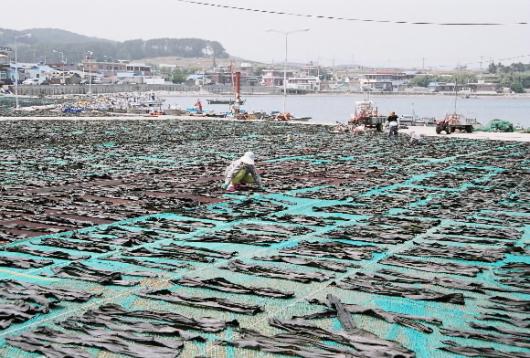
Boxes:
[175,0,528,26]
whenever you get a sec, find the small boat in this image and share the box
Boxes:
[270,112,312,122]
[291,117,311,122]
[149,111,166,117]
[207,98,245,105]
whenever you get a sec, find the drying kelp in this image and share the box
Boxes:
[380,255,483,277]
[125,244,236,263]
[0,280,98,329]
[400,242,509,263]
[253,255,360,272]
[0,119,528,357]
[173,276,294,298]
[7,326,185,358]
[298,296,443,334]
[36,237,113,253]
[0,255,53,269]
[433,225,522,241]
[222,259,334,283]
[333,272,465,304]
[440,340,530,358]
[137,290,264,315]
[7,301,229,358]
[279,241,383,260]
[49,262,139,286]
[4,245,89,260]
[102,256,191,271]
[132,217,215,234]
[378,269,512,294]
[188,229,289,246]
[494,262,530,290]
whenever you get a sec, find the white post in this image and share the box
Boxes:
[266,28,309,115]
[13,33,31,109]
[89,66,92,94]
[87,51,93,94]
[62,53,66,86]
[14,37,19,109]
[283,34,288,114]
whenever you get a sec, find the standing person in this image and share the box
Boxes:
[223,151,262,192]
[194,99,203,114]
[387,111,399,139]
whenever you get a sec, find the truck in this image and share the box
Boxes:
[436,113,475,134]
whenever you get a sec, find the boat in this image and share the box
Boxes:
[264,111,312,122]
[207,98,245,105]
[290,116,312,122]
[207,66,247,107]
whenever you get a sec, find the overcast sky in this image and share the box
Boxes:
[4,0,530,68]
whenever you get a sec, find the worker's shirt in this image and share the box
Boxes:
[388,115,399,127]
[224,160,262,186]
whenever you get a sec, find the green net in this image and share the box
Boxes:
[481,119,515,132]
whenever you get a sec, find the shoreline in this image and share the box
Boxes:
[3,91,530,100]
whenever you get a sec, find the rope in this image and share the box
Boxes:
[175,0,528,26]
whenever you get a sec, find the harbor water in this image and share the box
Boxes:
[164,94,530,127]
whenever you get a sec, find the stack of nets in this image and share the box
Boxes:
[481,119,514,132]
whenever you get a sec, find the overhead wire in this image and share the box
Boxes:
[174,0,528,26]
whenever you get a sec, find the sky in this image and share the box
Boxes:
[3,0,530,68]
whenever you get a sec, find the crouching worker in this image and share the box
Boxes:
[223,151,262,192]
[409,131,425,146]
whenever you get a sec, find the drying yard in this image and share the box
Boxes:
[0,119,528,357]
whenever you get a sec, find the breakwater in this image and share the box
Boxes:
[13,84,283,96]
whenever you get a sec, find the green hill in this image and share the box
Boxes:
[0,28,229,63]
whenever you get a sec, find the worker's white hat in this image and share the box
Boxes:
[241,151,255,165]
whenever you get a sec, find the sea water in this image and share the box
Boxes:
[164,94,530,127]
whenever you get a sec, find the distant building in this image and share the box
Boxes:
[81,60,152,83]
[82,60,127,78]
[126,63,152,76]
[286,76,321,93]
[427,82,468,92]
[204,68,259,86]
[24,64,57,85]
[360,72,414,92]
[468,80,499,94]
[116,71,165,85]
[261,69,295,87]
[0,47,12,85]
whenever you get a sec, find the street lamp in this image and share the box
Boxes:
[14,33,31,110]
[266,28,309,114]
[53,49,66,85]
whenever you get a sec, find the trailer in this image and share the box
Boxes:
[436,113,475,134]
[349,101,386,132]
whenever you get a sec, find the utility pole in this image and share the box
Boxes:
[14,33,32,110]
[86,51,94,94]
[53,50,66,85]
[266,28,310,114]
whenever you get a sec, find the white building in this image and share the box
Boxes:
[360,72,414,92]
[286,76,321,93]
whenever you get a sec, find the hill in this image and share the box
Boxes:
[0,28,229,63]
